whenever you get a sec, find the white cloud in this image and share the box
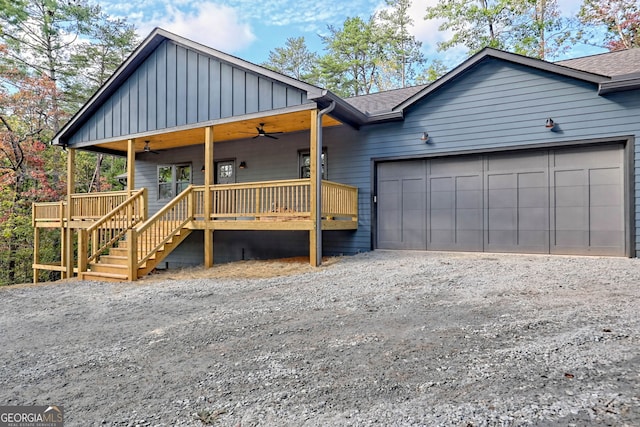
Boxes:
[135,2,256,53]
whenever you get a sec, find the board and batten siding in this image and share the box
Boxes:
[352,58,640,256]
[68,39,311,146]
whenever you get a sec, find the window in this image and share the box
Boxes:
[158,163,192,200]
[299,150,327,179]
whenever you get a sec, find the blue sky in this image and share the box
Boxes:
[97,0,608,70]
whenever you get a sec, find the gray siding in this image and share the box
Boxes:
[134,57,639,263]
[69,40,310,146]
[355,59,640,256]
[134,127,363,265]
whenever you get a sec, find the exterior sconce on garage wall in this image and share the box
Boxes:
[239,161,247,169]
[421,132,430,143]
[545,118,555,129]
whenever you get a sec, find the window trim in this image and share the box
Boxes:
[157,163,192,200]
[299,148,328,180]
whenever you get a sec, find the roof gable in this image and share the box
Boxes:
[54,28,325,147]
[393,48,610,114]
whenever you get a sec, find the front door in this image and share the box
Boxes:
[216,161,235,184]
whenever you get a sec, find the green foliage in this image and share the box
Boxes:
[261,37,318,82]
[578,0,640,50]
[316,16,388,96]
[0,0,136,285]
[424,0,573,59]
[377,0,426,88]
[415,59,449,84]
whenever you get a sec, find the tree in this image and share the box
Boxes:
[0,68,64,284]
[61,14,138,111]
[377,0,425,88]
[0,0,98,131]
[578,0,640,51]
[262,37,318,82]
[316,16,388,97]
[61,13,136,192]
[424,0,571,59]
[0,1,137,284]
[415,59,449,84]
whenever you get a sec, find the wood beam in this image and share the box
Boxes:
[65,148,75,279]
[309,109,319,267]
[127,139,135,195]
[33,227,39,284]
[204,126,214,268]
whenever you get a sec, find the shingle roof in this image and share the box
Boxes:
[343,84,429,115]
[556,48,640,77]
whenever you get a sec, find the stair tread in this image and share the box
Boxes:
[91,262,127,269]
[81,271,129,281]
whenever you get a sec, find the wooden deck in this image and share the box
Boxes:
[32,179,358,282]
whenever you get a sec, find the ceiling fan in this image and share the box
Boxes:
[253,123,282,140]
[143,140,160,154]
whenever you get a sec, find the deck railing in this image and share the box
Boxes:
[193,179,357,220]
[32,201,65,226]
[135,185,194,269]
[322,181,358,219]
[78,189,147,272]
[70,191,130,220]
[33,190,133,224]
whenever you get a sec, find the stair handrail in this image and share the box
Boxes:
[134,185,194,269]
[78,189,148,272]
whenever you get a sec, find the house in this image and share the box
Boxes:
[32,28,640,282]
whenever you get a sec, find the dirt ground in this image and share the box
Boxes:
[1,251,638,426]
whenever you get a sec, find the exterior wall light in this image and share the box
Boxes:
[421,132,430,142]
[545,118,555,129]
[239,161,247,169]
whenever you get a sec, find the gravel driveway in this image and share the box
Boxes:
[1,251,639,426]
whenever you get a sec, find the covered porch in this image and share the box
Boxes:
[33,107,359,282]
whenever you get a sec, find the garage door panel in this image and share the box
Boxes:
[428,170,483,251]
[488,208,516,229]
[488,188,517,208]
[590,206,623,230]
[554,144,621,167]
[519,187,548,208]
[519,207,548,229]
[555,206,587,229]
[488,151,548,170]
[550,144,625,256]
[377,161,426,250]
[430,209,453,229]
[378,143,625,256]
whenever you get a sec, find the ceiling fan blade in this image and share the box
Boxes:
[265,134,279,140]
[252,135,260,139]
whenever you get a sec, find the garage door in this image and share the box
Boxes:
[376,144,626,256]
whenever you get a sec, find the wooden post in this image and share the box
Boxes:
[127,139,135,195]
[127,228,137,281]
[309,109,319,267]
[65,148,75,279]
[77,230,87,278]
[33,227,39,284]
[204,126,214,268]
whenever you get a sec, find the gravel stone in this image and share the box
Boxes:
[0,250,638,426]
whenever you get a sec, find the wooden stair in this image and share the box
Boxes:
[80,227,191,282]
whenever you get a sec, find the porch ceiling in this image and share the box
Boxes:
[94,109,343,154]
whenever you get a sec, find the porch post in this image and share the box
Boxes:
[65,148,75,279]
[33,226,39,284]
[204,126,214,268]
[309,109,320,267]
[127,139,135,195]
